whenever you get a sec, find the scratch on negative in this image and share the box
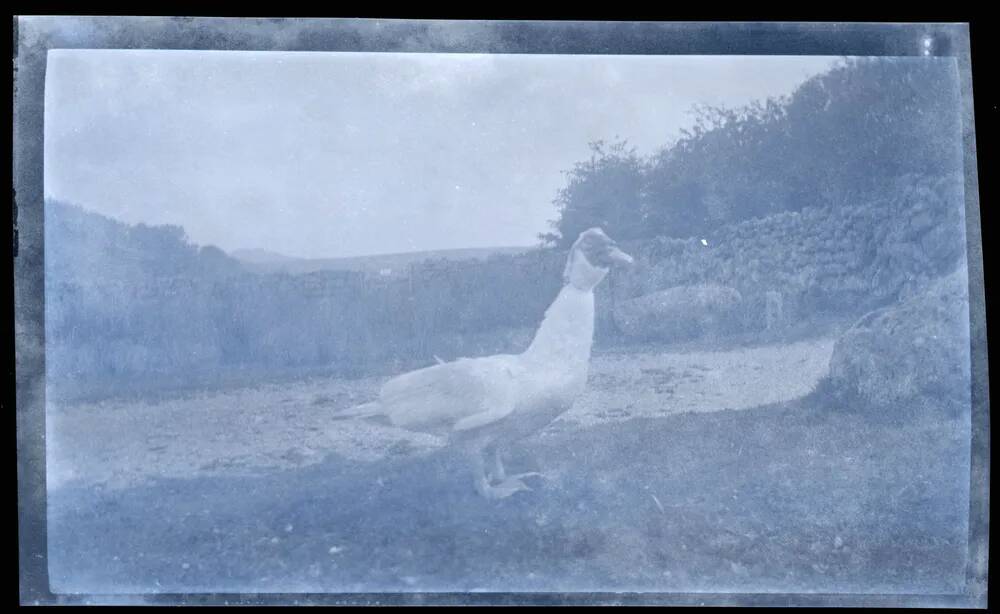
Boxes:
[651,494,665,514]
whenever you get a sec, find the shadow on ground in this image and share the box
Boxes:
[48,399,971,595]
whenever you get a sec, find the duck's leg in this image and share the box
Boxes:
[493,443,549,483]
[490,445,506,482]
[468,442,530,500]
[491,445,546,482]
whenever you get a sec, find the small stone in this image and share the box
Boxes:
[181,562,190,570]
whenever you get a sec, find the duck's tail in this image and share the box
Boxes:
[330,400,383,421]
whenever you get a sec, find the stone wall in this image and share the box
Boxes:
[46,173,967,396]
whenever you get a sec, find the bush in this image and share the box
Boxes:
[613,284,743,342]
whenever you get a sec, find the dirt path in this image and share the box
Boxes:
[46,338,835,492]
[574,338,835,427]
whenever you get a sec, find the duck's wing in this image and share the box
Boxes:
[379,354,522,432]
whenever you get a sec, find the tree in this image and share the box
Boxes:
[541,140,646,248]
[544,56,964,243]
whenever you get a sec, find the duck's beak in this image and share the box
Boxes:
[608,246,634,266]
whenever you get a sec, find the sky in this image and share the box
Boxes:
[45,50,837,259]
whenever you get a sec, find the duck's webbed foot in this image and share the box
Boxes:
[474,475,533,500]
[473,445,547,499]
[490,445,549,481]
[507,471,547,481]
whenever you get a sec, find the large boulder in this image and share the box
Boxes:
[613,284,743,342]
[824,265,971,416]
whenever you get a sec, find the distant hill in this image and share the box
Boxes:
[230,246,534,275]
[229,248,299,265]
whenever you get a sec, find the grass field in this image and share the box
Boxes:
[46,335,971,595]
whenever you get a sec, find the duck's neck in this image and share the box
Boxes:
[522,284,595,367]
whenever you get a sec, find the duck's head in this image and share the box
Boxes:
[563,227,634,291]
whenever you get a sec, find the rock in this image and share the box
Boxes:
[613,284,743,342]
[823,265,971,416]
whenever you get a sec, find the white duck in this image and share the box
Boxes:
[337,228,634,499]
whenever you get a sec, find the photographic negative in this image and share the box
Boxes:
[14,18,988,606]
